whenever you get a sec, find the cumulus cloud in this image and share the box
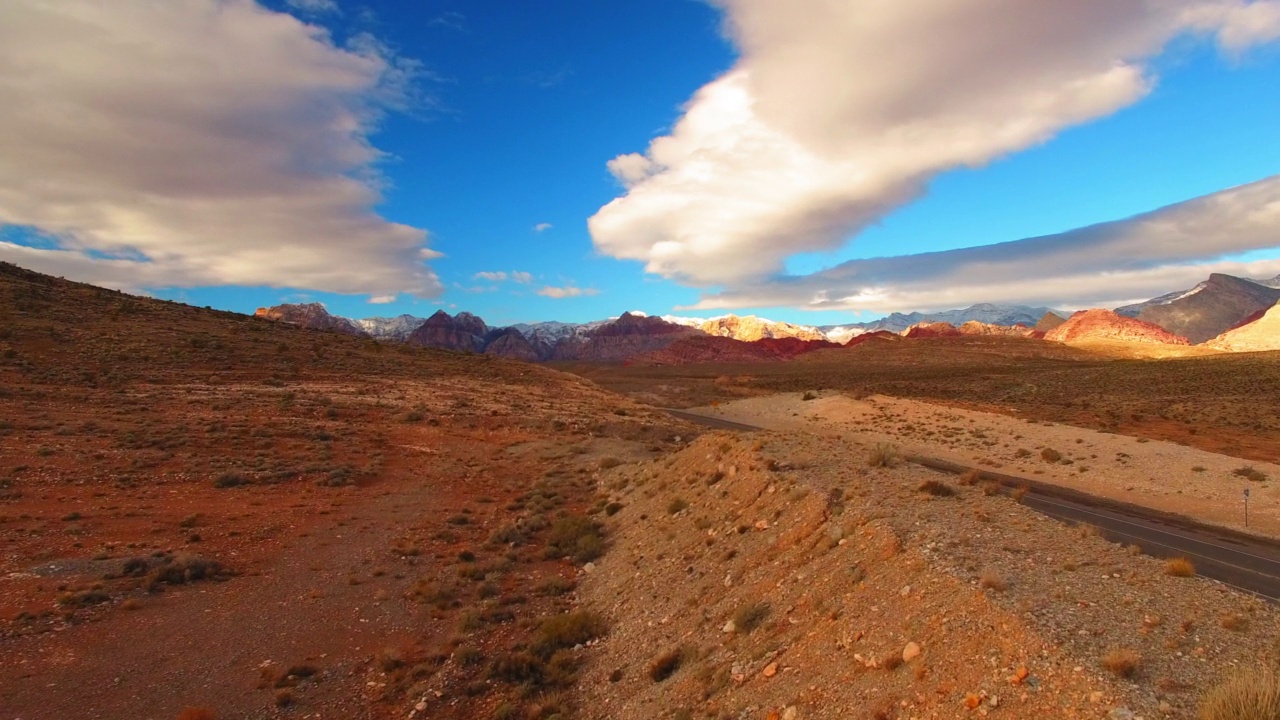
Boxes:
[510,271,534,284]
[534,223,553,233]
[474,271,509,282]
[688,175,1280,312]
[0,0,440,297]
[537,285,600,299]
[589,0,1280,287]
[368,294,396,304]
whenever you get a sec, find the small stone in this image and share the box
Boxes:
[722,619,736,633]
[1159,701,1173,715]
[582,562,596,574]
[782,707,798,720]
[414,701,427,712]
[900,585,912,597]
[1109,709,1135,720]
[1089,691,1104,703]
[763,662,778,678]
[902,642,921,662]
[988,696,999,708]
[755,520,770,530]
[964,693,981,710]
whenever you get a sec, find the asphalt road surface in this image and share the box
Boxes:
[669,408,1280,601]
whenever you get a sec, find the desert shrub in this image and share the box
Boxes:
[1234,466,1269,483]
[213,472,249,488]
[1040,448,1062,463]
[648,647,687,682]
[667,497,689,515]
[917,479,955,497]
[866,443,899,468]
[733,602,770,634]
[544,515,604,563]
[146,554,229,592]
[1165,557,1196,577]
[1222,614,1249,632]
[598,457,622,469]
[979,570,1006,592]
[1198,667,1280,720]
[531,611,607,659]
[957,469,981,486]
[802,391,818,401]
[490,524,526,547]
[1101,648,1141,679]
[535,577,575,596]
[604,501,624,516]
[1011,485,1030,502]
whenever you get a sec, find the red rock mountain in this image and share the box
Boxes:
[252,303,366,336]
[902,322,962,338]
[956,321,1032,337]
[693,315,827,342]
[1205,301,1280,352]
[406,311,489,353]
[634,335,837,364]
[550,313,703,362]
[1033,312,1068,333]
[1045,309,1190,346]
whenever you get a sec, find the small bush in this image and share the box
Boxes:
[648,647,686,682]
[531,611,607,659]
[605,501,624,516]
[917,479,955,497]
[213,472,249,488]
[978,570,1006,592]
[1040,448,1062,463]
[957,469,981,486]
[802,391,818,401]
[867,443,899,468]
[1198,667,1280,719]
[1234,466,1269,483]
[1221,613,1248,632]
[667,497,689,515]
[545,515,605,563]
[1101,648,1141,679]
[733,602,770,634]
[1165,557,1196,577]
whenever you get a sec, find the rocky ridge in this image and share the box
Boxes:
[1206,301,1280,352]
[1046,309,1190,346]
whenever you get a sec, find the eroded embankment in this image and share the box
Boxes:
[578,432,1280,719]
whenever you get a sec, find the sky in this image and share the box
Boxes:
[1,1,1279,327]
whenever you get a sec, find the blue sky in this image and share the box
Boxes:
[1,1,1279,327]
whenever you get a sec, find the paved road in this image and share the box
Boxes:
[669,408,1280,601]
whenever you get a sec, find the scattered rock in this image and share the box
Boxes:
[902,642,921,663]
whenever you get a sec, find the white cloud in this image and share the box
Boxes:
[0,0,440,297]
[688,175,1280,312]
[286,0,340,15]
[589,0,1280,286]
[368,294,396,304]
[475,270,534,284]
[534,223,553,233]
[474,271,508,282]
[510,271,534,284]
[537,285,600,299]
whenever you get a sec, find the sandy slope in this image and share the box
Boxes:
[694,392,1280,537]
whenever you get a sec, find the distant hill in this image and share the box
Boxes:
[826,303,1064,334]
[1206,301,1280,353]
[1046,309,1189,346]
[1116,274,1280,344]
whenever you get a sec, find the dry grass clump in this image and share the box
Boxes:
[1040,448,1062,462]
[917,479,955,497]
[978,570,1006,592]
[1234,466,1270,483]
[543,515,604,563]
[1197,667,1280,720]
[530,611,607,659]
[1165,557,1196,577]
[733,602,771,634]
[1221,613,1249,632]
[648,646,688,682]
[957,469,981,486]
[1101,648,1141,679]
[667,497,689,515]
[866,443,900,468]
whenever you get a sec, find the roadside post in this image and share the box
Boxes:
[1245,487,1251,527]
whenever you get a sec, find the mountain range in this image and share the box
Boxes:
[252,271,1280,361]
